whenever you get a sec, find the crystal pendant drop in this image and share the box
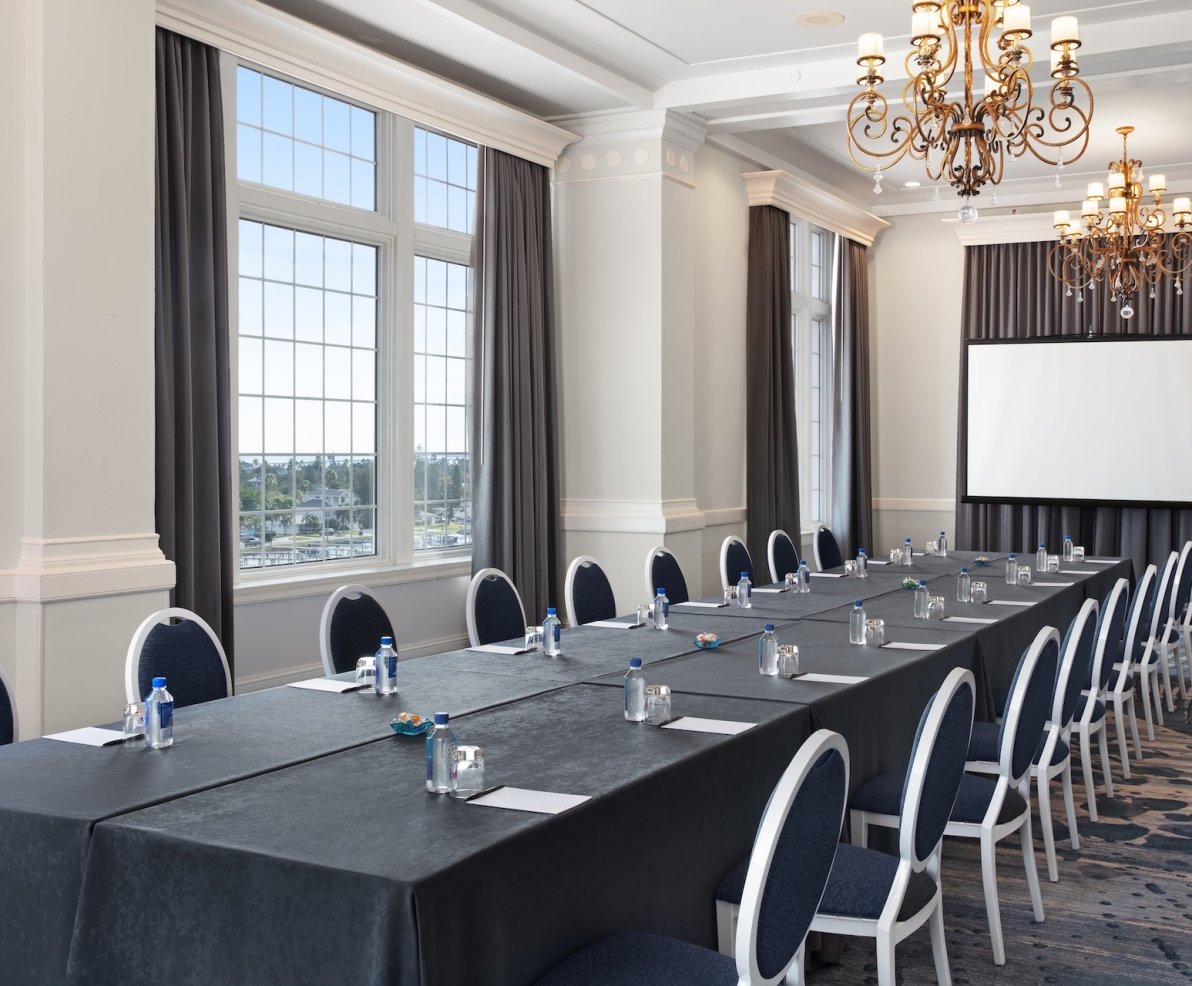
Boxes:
[873,169,884,195]
[1121,304,1135,319]
[958,204,979,225]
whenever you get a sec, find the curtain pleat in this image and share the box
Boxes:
[154,28,234,666]
[470,148,561,622]
[955,238,1192,574]
[745,206,801,569]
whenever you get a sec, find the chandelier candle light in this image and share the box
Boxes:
[848,2,1093,224]
[1051,126,1192,319]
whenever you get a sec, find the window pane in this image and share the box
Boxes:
[413,127,477,233]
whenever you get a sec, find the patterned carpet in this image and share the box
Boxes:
[807,700,1192,985]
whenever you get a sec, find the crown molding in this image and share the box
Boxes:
[156,0,578,167]
[948,211,1057,246]
[551,110,707,189]
[742,170,890,247]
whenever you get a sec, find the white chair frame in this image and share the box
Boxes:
[854,626,1058,967]
[564,555,614,628]
[1169,541,1192,707]
[124,607,232,705]
[811,526,831,573]
[465,568,527,648]
[0,663,17,743]
[1154,542,1192,710]
[319,584,391,678]
[1109,567,1154,778]
[719,535,752,591]
[767,529,799,585]
[1137,551,1177,736]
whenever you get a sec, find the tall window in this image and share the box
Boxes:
[790,220,836,529]
[229,64,475,574]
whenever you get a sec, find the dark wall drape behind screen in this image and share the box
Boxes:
[955,238,1192,575]
[155,29,235,667]
[470,148,562,622]
[745,205,800,569]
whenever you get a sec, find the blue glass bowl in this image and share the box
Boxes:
[901,578,919,590]
[973,556,993,567]
[390,716,433,737]
[694,637,721,650]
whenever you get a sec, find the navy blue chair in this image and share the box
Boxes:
[1136,550,1178,736]
[766,529,800,585]
[564,555,617,626]
[1108,566,1156,778]
[124,608,232,708]
[644,546,689,606]
[466,568,528,647]
[852,625,1059,966]
[319,584,396,676]
[1154,542,1192,710]
[536,730,849,986]
[0,666,15,745]
[719,536,754,591]
[717,668,974,986]
[812,526,843,572]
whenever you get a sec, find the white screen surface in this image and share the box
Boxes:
[966,338,1192,504]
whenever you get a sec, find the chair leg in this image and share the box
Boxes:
[1151,668,1166,726]
[1021,812,1046,923]
[1061,760,1080,853]
[1036,767,1058,883]
[784,944,805,986]
[1126,692,1142,760]
[851,808,868,849]
[980,831,1006,966]
[1112,692,1132,780]
[876,928,896,986]
[1159,645,1176,713]
[1139,672,1157,741]
[1098,722,1114,800]
[929,900,952,986]
[714,900,737,957]
[1079,728,1099,822]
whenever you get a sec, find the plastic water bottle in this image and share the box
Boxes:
[653,588,669,630]
[957,567,971,603]
[374,636,398,695]
[797,560,811,593]
[1036,543,1047,572]
[1063,535,1074,562]
[737,571,752,609]
[938,531,948,557]
[849,600,867,644]
[902,538,914,566]
[914,580,929,619]
[856,548,869,578]
[542,607,561,657]
[1006,553,1018,585]
[144,677,174,749]
[425,713,457,794]
[759,624,779,676]
[624,658,646,722]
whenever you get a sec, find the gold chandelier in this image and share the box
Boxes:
[1050,126,1191,319]
[848,2,1094,223]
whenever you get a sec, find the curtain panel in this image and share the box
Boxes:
[745,205,801,570]
[470,148,562,622]
[955,238,1192,575]
[830,237,874,557]
[154,28,235,665]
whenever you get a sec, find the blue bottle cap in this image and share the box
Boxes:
[1065,533,1072,539]
[853,600,863,607]
[904,537,912,542]
[858,548,866,554]
[152,676,167,688]
[940,531,946,536]
[546,607,557,616]
[740,571,749,578]
[764,623,775,632]
[380,636,393,647]
[960,567,968,573]
[434,712,449,725]
[1038,543,1045,549]
[919,579,928,586]
[1008,552,1016,558]
[800,560,808,567]
[656,587,666,595]
[629,657,642,668]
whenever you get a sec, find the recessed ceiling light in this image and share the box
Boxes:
[904,180,922,188]
[794,10,845,28]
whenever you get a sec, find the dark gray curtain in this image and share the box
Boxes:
[830,237,874,557]
[746,205,800,568]
[470,148,561,622]
[155,28,234,667]
[956,238,1192,574]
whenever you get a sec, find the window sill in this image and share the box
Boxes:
[233,553,473,605]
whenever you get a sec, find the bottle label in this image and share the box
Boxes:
[159,701,173,729]
[553,623,561,644]
[661,601,669,620]
[380,653,397,678]
[426,736,435,781]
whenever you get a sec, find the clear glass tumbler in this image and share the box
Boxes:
[354,656,376,689]
[645,685,672,725]
[450,745,486,799]
[777,644,800,676]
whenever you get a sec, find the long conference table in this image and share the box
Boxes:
[0,550,1131,986]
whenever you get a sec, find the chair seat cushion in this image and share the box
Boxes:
[536,932,738,986]
[950,774,1028,825]
[967,722,1069,767]
[849,767,904,817]
[817,844,938,922]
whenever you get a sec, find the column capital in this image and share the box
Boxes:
[550,109,707,189]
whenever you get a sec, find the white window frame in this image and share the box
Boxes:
[222,56,475,596]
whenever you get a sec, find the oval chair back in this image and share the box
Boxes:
[720,536,754,591]
[1147,551,1179,646]
[999,626,1061,785]
[467,568,528,647]
[1056,598,1100,730]
[734,729,849,986]
[644,546,689,606]
[767,530,800,585]
[899,667,976,870]
[0,665,15,745]
[1164,543,1192,636]
[813,526,843,572]
[565,556,617,627]
[124,608,232,708]
[320,584,396,676]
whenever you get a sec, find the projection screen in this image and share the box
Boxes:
[965,337,1192,505]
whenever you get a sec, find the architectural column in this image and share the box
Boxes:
[551,110,709,608]
[1,0,173,735]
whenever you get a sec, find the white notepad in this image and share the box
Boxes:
[796,672,869,684]
[944,616,997,625]
[287,678,366,693]
[866,559,890,566]
[467,787,590,814]
[753,587,787,594]
[986,600,1032,607]
[809,572,844,579]
[44,726,128,747]
[1031,581,1074,588]
[661,717,756,736]
[881,641,946,651]
[467,644,533,655]
[678,601,728,608]
[1060,570,1090,576]
[1084,558,1115,565]
[584,620,641,629]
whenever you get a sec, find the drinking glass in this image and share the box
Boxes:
[1017,566,1033,585]
[1046,555,1060,573]
[927,596,946,620]
[723,586,737,606]
[843,559,857,576]
[926,539,939,556]
[524,626,542,651]
[645,685,672,725]
[864,619,886,647]
[122,703,144,746]
[784,572,797,591]
[777,644,800,676]
[636,604,649,627]
[450,746,486,799]
[1072,546,1086,563]
[889,548,901,565]
[354,656,376,689]
[970,581,988,603]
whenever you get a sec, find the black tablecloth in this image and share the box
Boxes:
[67,686,814,986]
